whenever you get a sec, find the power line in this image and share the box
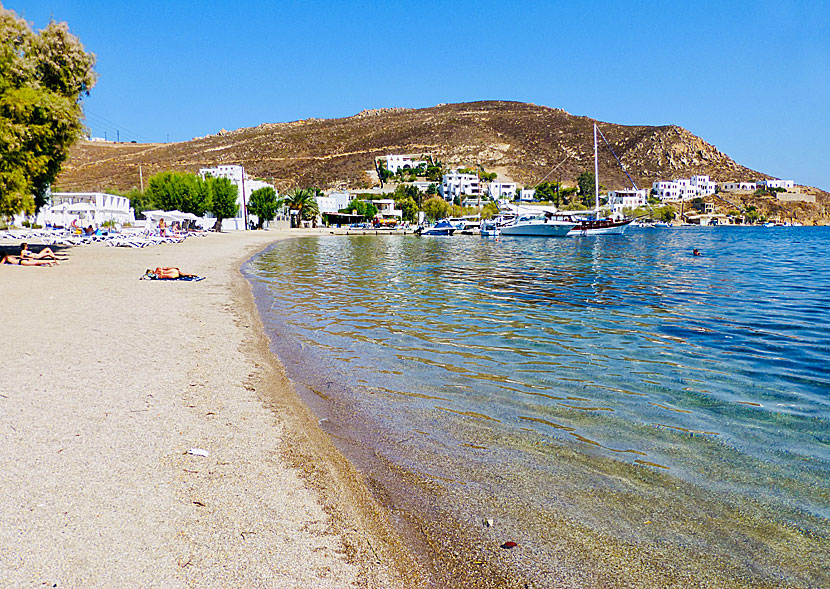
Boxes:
[83,108,151,143]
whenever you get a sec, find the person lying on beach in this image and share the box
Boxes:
[20,243,63,260]
[141,267,204,281]
[1,255,58,266]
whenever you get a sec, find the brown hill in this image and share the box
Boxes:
[55,100,784,193]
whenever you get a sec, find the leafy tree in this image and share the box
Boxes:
[208,177,239,231]
[534,182,561,206]
[481,202,500,219]
[284,188,319,224]
[426,183,438,196]
[397,197,417,222]
[248,186,281,229]
[577,171,595,207]
[0,7,96,218]
[342,199,378,219]
[145,171,211,215]
[425,165,443,182]
[422,197,449,221]
[121,187,153,216]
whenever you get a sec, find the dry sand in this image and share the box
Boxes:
[0,230,415,587]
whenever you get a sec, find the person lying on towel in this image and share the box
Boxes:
[142,267,204,281]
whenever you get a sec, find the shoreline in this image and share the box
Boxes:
[0,229,416,587]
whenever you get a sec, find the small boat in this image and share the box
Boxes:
[415,219,456,236]
[499,212,575,237]
[480,219,500,237]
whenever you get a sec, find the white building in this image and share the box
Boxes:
[758,179,794,190]
[441,171,481,201]
[413,181,436,193]
[607,188,647,213]
[723,181,757,191]
[690,175,716,196]
[38,192,135,228]
[199,165,277,230]
[385,154,427,173]
[371,199,402,219]
[653,175,716,202]
[519,188,536,202]
[324,191,354,211]
[487,181,517,200]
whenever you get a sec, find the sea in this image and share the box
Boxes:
[244,226,830,587]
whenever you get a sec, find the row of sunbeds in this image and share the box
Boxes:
[1,228,208,248]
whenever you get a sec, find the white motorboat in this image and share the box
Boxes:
[499,213,575,237]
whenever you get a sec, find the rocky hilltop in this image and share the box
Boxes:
[57,100,779,194]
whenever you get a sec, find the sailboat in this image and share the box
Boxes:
[562,124,634,236]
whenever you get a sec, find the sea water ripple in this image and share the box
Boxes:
[246,227,830,528]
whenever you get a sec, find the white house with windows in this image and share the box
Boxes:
[487,181,517,200]
[758,179,794,190]
[518,188,536,202]
[690,175,716,196]
[385,154,427,173]
[372,199,403,219]
[441,171,481,201]
[653,175,716,201]
[723,181,756,191]
[199,164,277,230]
[607,188,647,213]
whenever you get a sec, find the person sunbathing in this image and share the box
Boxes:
[20,242,63,260]
[145,267,199,279]
[2,255,57,266]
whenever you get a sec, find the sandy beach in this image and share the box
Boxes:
[0,230,414,587]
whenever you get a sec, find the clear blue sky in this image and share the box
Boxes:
[11,0,830,189]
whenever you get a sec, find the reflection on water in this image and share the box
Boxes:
[246,227,830,584]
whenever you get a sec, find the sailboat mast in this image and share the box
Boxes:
[593,124,600,217]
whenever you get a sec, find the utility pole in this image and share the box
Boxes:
[241,167,248,230]
[139,164,144,192]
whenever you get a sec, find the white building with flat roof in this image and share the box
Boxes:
[519,188,536,202]
[487,181,517,200]
[653,175,716,202]
[607,188,647,213]
[758,179,794,190]
[370,199,402,219]
[441,171,481,201]
[385,155,427,173]
[723,181,756,191]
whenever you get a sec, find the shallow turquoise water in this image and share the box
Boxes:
[245,226,830,581]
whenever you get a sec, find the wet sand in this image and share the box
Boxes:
[0,230,415,587]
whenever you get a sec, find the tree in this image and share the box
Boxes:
[426,183,438,196]
[534,182,561,206]
[145,171,211,215]
[0,7,96,218]
[342,199,377,219]
[397,197,418,223]
[248,186,280,229]
[284,188,320,225]
[577,171,596,207]
[481,202,500,219]
[208,177,239,231]
[422,197,449,221]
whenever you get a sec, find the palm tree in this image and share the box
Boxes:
[284,188,319,227]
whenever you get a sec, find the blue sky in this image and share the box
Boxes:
[12,0,830,189]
